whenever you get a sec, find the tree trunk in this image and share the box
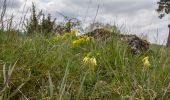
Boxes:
[166,24,170,47]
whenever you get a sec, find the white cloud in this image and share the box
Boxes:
[1,0,169,44]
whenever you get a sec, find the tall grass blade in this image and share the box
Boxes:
[48,72,54,100]
[59,60,70,100]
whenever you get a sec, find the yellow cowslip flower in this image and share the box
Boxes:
[62,33,70,39]
[85,36,90,41]
[77,36,91,40]
[73,39,82,45]
[83,57,89,64]
[64,30,76,37]
[52,30,77,41]
[83,57,97,71]
[90,58,97,66]
[52,30,77,40]
[72,36,90,46]
[142,56,151,68]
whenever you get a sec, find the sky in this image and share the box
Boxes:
[1,0,170,45]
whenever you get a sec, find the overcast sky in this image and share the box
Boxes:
[2,0,170,45]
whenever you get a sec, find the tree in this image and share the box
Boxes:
[156,0,170,47]
[40,14,56,36]
[26,3,56,36]
[55,16,81,35]
[26,3,39,35]
[156,0,170,18]
[167,24,170,47]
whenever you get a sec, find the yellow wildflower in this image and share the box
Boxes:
[83,56,97,71]
[52,30,77,41]
[64,30,76,37]
[90,58,97,66]
[142,56,151,68]
[73,39,81,45]
[83,57,89,64]
[62,33,70,39]
[72,36,90,46]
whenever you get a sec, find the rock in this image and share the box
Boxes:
[85,28,149,54]
[120,34,149,54]
[85,28,113,40]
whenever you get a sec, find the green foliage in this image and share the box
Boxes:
[26,3,38,35]
[26,3,56,36]
[156,0,170,18]
[0,1,169,99]
[0,30,170,99]
[41,14,56,36]
[26,3,81,36]
[56,17,81,35]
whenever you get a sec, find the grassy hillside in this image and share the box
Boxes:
[0,30,170,99]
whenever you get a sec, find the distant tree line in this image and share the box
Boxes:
[25,3,81,36]
[0,2,119,37]
[25,3,56,36]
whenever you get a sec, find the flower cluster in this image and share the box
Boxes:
[52,30,76,41]
[51,30,92,49]
[72,36,90,46]
[83,56,97,71]
[62,29,76,39]
[142,56,151,68]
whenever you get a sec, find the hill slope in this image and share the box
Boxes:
[0,30,170,99]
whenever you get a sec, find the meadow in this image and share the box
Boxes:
[0,29,170,99]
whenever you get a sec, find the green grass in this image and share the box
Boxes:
[0,30,170,99]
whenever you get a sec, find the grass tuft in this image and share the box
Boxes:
[0,30,170,99]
